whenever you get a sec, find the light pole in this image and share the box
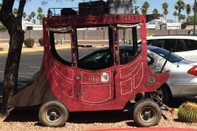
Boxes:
[194,0,196,35]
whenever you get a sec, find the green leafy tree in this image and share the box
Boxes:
[186,4,191,18]
[23,12,27,20]
[37,7,44,24]
[37,14,45,24]
[140,6,146,15]
[152,9,158,15]
[162,2,168,19]
[13,8,18,16]
[135,10,139,14]
[37,7,43,14]
[30,11,36,23]
[27,15,32,22]
[175,0,186,22]
[178,14,186,21]
[187,15,197,25]
[32,19,36,24]
[173,11,178,22]
[140,1,150,15]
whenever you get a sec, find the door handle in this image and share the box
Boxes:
[76,76,84,80]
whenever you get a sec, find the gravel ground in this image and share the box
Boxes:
[0,106,197,131]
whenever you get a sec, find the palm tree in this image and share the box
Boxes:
[37,7,43,14]
[140,1,150,15]
[32,19,36,24]
[27,15,32,22]
[173,11,178,22]
[31,11,36,19]
[13,8,18,16]
[37,14,45,24]
[175,0,185,22]
[186,4,191,19]
[162,2,168,19]
[30,11,36,24]
[135,10,139,14]
[37,7,44,24]
[163,9,169,19]
[140,6,146,15]
[23,12,27,20]
[178,14,186,22]
[152,9,158,15]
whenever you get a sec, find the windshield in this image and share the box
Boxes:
[148,46,183,63]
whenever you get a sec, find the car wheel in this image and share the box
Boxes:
[39,100,69,127]
[146,84,171,104]
[133,99,161,127]
[157,85,170,104]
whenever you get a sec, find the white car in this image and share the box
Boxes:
[146,35,197,61]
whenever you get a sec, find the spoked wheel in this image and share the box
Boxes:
[39,100,69,127]
[133,99,161,127]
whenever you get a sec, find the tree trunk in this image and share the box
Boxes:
[1,31,24,115]
[0,0,26,115]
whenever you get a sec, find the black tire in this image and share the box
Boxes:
[146,85,171,104]
[39,100,69,127]
[133,99,161,127]
[157,85,170,104]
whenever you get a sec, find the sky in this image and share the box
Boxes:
[14,0,195,24]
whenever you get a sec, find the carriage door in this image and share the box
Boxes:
[74,27,117,105]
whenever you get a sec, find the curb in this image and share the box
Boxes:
[0,44,103,54]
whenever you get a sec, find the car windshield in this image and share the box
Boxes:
[148,46,183,63]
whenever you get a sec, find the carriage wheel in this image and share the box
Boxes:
[133,99,161,127]
[39,100,69,127]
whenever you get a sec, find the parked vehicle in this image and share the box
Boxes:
[7,3,169,127]
[146,35,197,61]
[79,45,197,104]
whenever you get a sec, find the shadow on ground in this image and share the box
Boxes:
[0,102,136,127]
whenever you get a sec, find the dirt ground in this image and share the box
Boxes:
[0,103,197,131]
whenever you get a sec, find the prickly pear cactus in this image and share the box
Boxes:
[178,101,197,123]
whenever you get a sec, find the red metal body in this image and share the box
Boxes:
[8,13,169,113]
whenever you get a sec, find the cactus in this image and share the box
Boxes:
[178,101,197,123]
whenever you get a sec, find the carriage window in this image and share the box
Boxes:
[49,31,72,66]
[78,50,112,70]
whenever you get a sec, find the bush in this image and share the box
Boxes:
[126,39,133,44]
[55,40,60,44]
[38,37,44,46]
[24,38,34,48]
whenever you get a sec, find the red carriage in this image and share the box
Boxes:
[8,2,169,127]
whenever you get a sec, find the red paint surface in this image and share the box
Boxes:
[85,128,197,131]
[41,14,169,112]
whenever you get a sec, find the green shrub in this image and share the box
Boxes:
[24,38,34,48]
[126,39,133,44]
[38,37,44,46]
[55,40,59,44]
[147,33,154,36]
